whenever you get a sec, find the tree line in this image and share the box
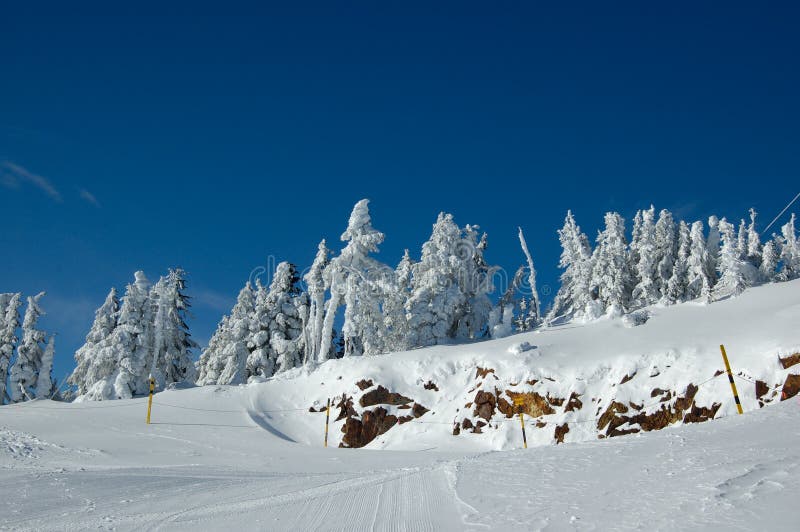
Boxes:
[3,199,798,402]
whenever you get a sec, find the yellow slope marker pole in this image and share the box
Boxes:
[146,376,155,424]
[324,398,331,448]
[719,345,744,415]
[513,397,527,449]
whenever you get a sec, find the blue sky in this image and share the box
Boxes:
[1,2,798,383]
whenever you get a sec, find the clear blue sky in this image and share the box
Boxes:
[1,2,798,383]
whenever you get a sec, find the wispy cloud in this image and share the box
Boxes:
[79,188,101,207]
[193,287,235,313]
[0,161,62,202]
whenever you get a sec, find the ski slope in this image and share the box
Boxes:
[1,280,799,530]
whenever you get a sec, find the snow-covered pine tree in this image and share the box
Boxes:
[590,212,632,316]
[405,212,497,347]
[338,200,389,357]
[706,215,721,285]
[760,238,779,281]
[654,209,677,302]
[779,213,800,281]
[714,218,749,299]
[36,335,56,399]
[68,287,119,397]
[490,265,524,337]
[455,227,495,341]
[517,227,541,327]
[112,272,154,399]
[686,221,713,302]
[149,269,198,388]
[196,282,255,385]
[630,206,658,308]
[737,219,748,260]
[0,293,22,404]
[382,250,414,353]
[665,220,691,304]
[247,262,309,378]
[547,211,595,323]
[303,239,330,365]
[9,292,47,402]
[746,208,762,268]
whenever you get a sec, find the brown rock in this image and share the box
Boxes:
[565,392,583,412]
[335,394,357,421]
[356,379,374,390]
[397,415,414,425]
[629,401,643,411]
[683,402,721,423]
[476,367,495,379]
[340,407,398,448]
[526,379,539,386]
[779,353,800,369]
[412,403,429,418]
[473,390,497,420]
[547,394,565,407]
[781,374,800,400]
[755,380,769,407]
[359,385,413,407]
[620,372,636,385]
[462,418,474,430]
[423,380,439,391]
[452,424,461,435]
[597,401,629,431]
[554,423,569,444]
[505,391,555,418]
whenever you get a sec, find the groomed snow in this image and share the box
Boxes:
[1,280,799,530]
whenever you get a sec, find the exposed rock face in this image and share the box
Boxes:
[554,423,569,444]
[779,353,800,369]
[340,407,398,448]
[476,367,496,379]
[620,372,636,385]
[424,380,439,391]
[473,390,497,421]
[782,374,800,400]
[565,392,583,412]
[356,379,374,391]
[334,384,429,448]
[360,386,413,407]
[756,380,770,407]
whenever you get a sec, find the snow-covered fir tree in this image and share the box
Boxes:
[686,221,713,302]
[68,287,119,397]
[630,206,658,308]
[517,227,541,328]
[36,335,56,399]
[382,250,414,352]
[112,272,154,399]
[0,293,22,404]
[247,262,308,378]
[706,215,721,283]
[548,211,595,322]
[714,218,749,299]
[665,220,691,304]
[149,269,198,388]
[779,213,800,281]
[654,209,677,301]
[196,282,255,385]
[590,212,631,316]
[746,208,762,268]
[760,238,779,281]
[304,240,330,365]
[491,265,524,337]
[406,213,495,347]
[319,200,387,358]
[9,292,47,402]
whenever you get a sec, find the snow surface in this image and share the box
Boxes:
[2,280,800,530]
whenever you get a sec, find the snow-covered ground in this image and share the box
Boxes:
[2,280,799,530]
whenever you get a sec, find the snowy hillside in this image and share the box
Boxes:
[2,279,800,530]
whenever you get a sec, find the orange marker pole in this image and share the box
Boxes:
[146,376,155,424]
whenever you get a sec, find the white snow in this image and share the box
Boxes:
[1,279,800,530]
